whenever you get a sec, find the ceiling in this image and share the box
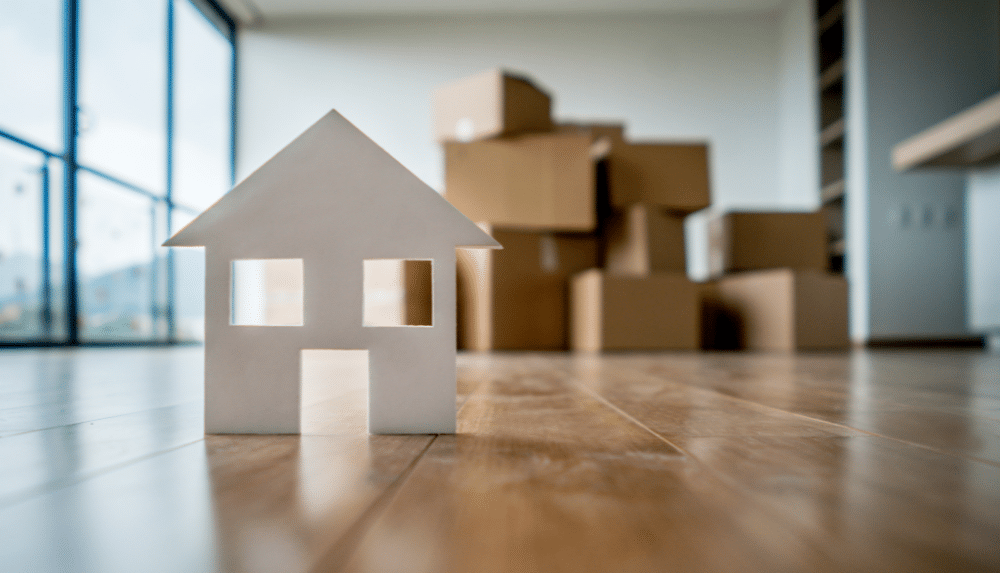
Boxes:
[218,0,786,24]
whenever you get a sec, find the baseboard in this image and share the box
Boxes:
[864,336,985,349]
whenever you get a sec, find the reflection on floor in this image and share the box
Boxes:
[0,347,998,572]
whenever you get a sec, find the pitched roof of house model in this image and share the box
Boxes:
[165,110,500,251]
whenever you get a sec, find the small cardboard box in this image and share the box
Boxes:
[709,269,849,351]
[708,211,827,277]
[607,142,711,212]
[445,130,605,231]
[603,204,687,276]
[570,270,700,352]
[433,69,554,143]
[458,226,598,351]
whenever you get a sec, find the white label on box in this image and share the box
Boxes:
[455,118,475,142]
[539,234,560,274]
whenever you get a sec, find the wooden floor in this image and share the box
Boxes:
[0,348,998,572]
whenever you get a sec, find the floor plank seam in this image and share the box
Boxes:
[572,381,851,569]
[0,399,203,439]
[622,366,1000,469]
[0,438,206,510]
[308,435,437,572]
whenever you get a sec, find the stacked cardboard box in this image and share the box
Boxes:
[572,141,710,351]
[703,211,849,351]
[707,212,828,277]
[457,227,597,350]
[436,68,710,351]
[571,270,700,351]
[444,129,601,231]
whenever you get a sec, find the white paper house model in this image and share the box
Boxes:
[164,110,500,434]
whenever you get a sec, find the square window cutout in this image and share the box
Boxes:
[231,259,304,326]
[363,259,432,327]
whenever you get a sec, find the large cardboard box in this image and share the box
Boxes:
[708,269,849,351]
[708,211,827,277]
[458,227,598,351]
[433,69,554,143]
[445,131,605,231]
[570,270,700,351]
[607,142,711,212]
[603,204,686,276]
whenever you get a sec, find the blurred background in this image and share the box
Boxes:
[1,0,998,349]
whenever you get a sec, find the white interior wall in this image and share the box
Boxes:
[238,13,783,201]
[776,0,818,208]
[238,5,820,280]
[684,0,816,281]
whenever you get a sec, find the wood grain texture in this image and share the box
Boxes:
[0,348,998,572]
[338,357,838,573]
[568,354,1000,573]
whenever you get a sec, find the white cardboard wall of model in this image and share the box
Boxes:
[164,110,501,435]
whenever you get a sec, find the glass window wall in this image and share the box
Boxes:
[0,0,235,345]
[79,0,168,194]
[0,140,64,341]
[174,0,232,211]
[0,0,63,151]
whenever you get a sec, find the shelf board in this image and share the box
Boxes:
[819,59,844,91]
[821,179,845,203]
[820,118,845,147]
[893,91,1000,170]
[818,1,844,35]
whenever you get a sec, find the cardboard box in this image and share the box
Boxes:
[433,69,554,143]
[570,270,700,351]
[708,211,827,277]
[445,131,605,231]
[607,142,711,212]
[557,122,626,142]
[708,269,849,351]
[403,259,433,326]
[603,204,687,276]
[458,227,598,350]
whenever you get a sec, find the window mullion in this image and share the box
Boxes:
[62,0,79,344]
